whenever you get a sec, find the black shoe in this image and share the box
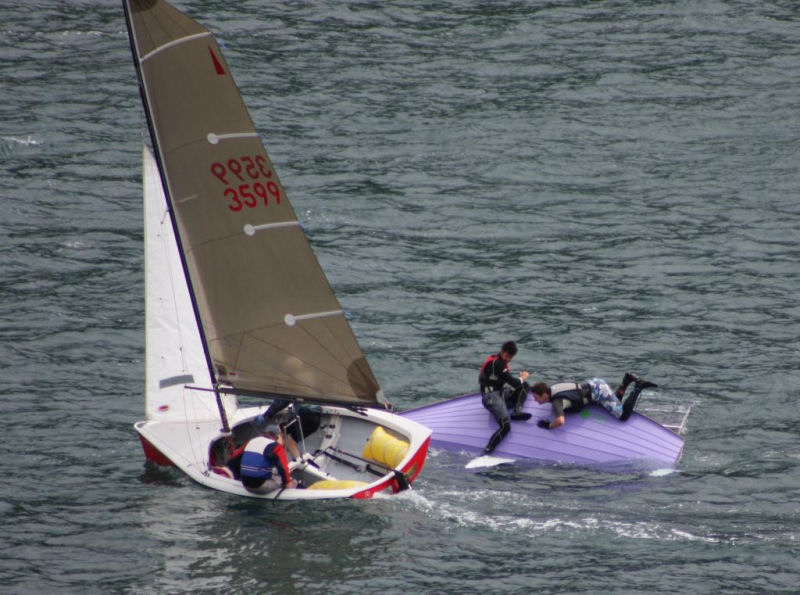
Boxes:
[510,412,532,421]
[622,371,641,386]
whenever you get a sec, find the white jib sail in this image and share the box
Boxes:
[143,145,233,422]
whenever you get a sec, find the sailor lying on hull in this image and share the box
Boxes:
[531,371,657,430]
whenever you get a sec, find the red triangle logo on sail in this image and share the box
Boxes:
[208,47,226,75]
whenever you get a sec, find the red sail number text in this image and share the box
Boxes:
[209,155,282,212]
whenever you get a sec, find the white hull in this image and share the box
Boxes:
[136,401,431,500]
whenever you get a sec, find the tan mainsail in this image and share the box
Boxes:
[124,0,383,406]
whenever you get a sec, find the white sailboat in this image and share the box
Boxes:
[125,0,431,500]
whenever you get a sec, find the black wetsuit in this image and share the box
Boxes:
[479,355,528,453]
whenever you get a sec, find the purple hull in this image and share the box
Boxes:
[401,392,686,468]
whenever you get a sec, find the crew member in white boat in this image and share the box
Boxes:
[253,399,322,461]
[479,340,532,454]
[239,425,297,492]
[531,372,657,430]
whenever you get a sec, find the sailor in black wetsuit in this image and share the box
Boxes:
[479,341,531,454]
[531,372,657,430]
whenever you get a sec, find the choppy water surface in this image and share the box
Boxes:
[2,1,799,592]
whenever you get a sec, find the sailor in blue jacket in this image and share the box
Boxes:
[239,425,297,493]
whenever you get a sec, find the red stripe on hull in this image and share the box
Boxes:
[402,435,431,483]
[138,434,174,467]
[350,436,431,499]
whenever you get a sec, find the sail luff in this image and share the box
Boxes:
[124,0,384,407]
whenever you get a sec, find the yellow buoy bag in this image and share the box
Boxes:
[307,479,368,491]
[362,426,409,469]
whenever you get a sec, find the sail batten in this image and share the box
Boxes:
[206,132,259,144]
[140,31,212,63]
[244,221,301,236]
[284,311,342,326]
[124,0,383,407]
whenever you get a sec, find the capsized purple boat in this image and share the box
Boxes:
[400,392,690,468]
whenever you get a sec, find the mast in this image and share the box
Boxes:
[122,0,231,434]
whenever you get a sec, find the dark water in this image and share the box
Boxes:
[2,1,799,592]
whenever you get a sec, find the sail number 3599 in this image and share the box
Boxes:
[210,156,282,212]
